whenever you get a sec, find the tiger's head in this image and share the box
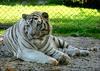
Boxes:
[22,11,51,40]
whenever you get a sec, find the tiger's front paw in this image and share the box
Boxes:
[47,57,59,65]
[58,54,71,65]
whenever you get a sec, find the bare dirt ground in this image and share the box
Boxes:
[0,37,100,71]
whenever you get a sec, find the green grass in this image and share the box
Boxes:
[0,5,100,38]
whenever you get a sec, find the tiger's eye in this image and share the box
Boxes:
[34,17,38,20]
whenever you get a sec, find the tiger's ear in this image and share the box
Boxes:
[22,14,27,19]
[42,12,49,19]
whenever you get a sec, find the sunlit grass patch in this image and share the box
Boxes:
[0,5,100,38]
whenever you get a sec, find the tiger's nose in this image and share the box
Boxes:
[38,17,42,22]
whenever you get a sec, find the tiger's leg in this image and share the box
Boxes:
[63,45,90,57]
[52,36,90,57]
[40,41,71,64]
[16,47,58,65]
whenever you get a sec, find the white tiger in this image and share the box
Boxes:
[3,11,90,65]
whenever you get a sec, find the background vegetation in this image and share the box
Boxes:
[0,0,100,39]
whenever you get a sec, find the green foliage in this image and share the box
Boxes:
[0,0,38,5]
[47,0,64,5]
[0,5,100,38]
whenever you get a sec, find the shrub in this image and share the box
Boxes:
[47,0,64,5]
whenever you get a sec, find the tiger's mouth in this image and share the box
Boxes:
[28,30,50,40]
[37,30,50,39]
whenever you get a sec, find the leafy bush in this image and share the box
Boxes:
[0,0,37,5]
[47,0,64,5]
